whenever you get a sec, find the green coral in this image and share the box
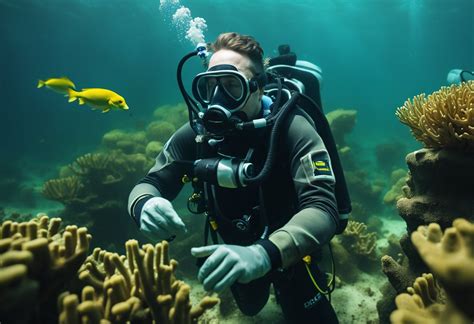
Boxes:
[146,121,176,143]
[153,102,189,129]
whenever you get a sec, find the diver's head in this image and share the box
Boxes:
[192,32,266,135]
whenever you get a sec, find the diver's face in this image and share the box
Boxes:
[208,49,263,119]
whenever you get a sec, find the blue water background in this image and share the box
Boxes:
[0,0,472,178]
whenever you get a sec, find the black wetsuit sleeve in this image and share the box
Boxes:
[127,123,197,225]
[267,109,339,269]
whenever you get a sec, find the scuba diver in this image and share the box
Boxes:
[447,68,474,85]
[128,32,351,323]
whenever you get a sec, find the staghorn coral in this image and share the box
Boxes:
[63,239,219,323]
[390,219,474,323]
[396,81,474,150]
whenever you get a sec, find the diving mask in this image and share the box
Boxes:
[191,64,266,135]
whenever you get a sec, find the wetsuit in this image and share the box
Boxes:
[128,103,340,323]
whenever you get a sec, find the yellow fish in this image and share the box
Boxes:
[67,88,129,113]
[37,77,76,94]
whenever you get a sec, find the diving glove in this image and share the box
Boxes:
[191,244,272,292]
[140,197,187,242]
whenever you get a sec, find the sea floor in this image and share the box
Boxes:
[189,270,385,324]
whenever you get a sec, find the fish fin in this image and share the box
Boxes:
[102,108,110,113]
[78,98,85,105]
[67,88,77,102]
[37,80,45,88]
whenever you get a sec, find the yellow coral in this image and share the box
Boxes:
[391,219,474,323]
[341,220,378,258]
[70,240,219,323]
[396,81,474,150]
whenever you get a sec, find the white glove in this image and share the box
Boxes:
[140,197,187,242]
[191,244,271,292]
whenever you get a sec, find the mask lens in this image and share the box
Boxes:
[196,76,217,103]
[220,75,243,100]
[196,74,244,104]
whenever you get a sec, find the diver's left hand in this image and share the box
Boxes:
[191,244,271,292]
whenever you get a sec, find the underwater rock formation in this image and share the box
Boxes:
[383,169,408,206]
[326,109,357,148]
[378,83,474,323]
[0,215,219,324]
[390,219,474,323]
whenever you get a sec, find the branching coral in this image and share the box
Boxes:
[65,240,219,323]
[396,81,474,150]
[42,176,82,203]
[0,216,218,323]
[69,153,111,176]
[390,219,474,323]
[340,220,378,259]
[0,215,91,322]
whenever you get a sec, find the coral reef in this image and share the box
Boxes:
[0,214,90,323]
[383,169,408,206]
[332,220,379,282]
[153,102,189,129]
[390,219,474,323]
[42,150,154,250]
[146,121,176,143]
[62,240,219,323]
[0,215,219,323]
[396,81,474,150]
[41,102,192,250]
[378,83,474,323]
[326,109,357,148]
[377,148,474,323]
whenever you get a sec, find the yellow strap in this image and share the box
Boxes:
[303,255,334,295]
[209,220,218,231]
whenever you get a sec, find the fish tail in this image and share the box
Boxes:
[37,80,45,88]
[67,88,78,102]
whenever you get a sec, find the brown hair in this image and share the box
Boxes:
[209,32,265,75]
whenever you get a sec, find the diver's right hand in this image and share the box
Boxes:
[140,197,187,242]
